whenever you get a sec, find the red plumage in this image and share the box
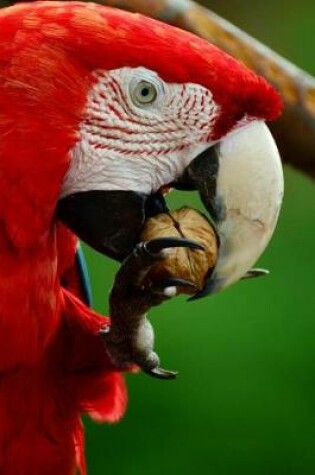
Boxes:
[0,2,282,473]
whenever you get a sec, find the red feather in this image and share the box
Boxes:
[0,286,127,474]
[0,2,282,473]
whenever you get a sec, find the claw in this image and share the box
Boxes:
[188,282,214,301]
[143,367,178,380]
[145,237,205,255]
[242,268,270,280]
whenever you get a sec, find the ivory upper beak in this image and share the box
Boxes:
[206,120,284,293]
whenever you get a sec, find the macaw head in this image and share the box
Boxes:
[0,2,283,295]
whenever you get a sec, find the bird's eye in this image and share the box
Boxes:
[132,80,158,106]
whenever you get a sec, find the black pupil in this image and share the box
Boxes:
[141,87,150,97]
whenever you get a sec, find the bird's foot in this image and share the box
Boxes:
[100,237,204,380]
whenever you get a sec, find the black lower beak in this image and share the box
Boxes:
[57,190,169,261]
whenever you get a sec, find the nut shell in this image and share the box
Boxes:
[141,207,218,294]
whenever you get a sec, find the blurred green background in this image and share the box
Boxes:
[84,2,315,474]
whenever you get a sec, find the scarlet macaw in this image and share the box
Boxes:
[0,2,284,474]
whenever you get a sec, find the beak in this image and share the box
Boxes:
[57,120,283,298]
[178,120,284,298]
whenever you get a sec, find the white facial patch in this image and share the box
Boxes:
[60,67,219,198]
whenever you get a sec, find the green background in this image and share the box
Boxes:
[0,0,313,473]
[83,2,315,474]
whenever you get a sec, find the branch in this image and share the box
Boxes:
[95,0,315,179]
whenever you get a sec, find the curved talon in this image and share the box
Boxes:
[160,278,198,290]
[143,367,179,380]
[145,237,205,255]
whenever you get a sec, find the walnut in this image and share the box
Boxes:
[141,207,218,295]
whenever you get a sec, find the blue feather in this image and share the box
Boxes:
[75,245,93,307]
